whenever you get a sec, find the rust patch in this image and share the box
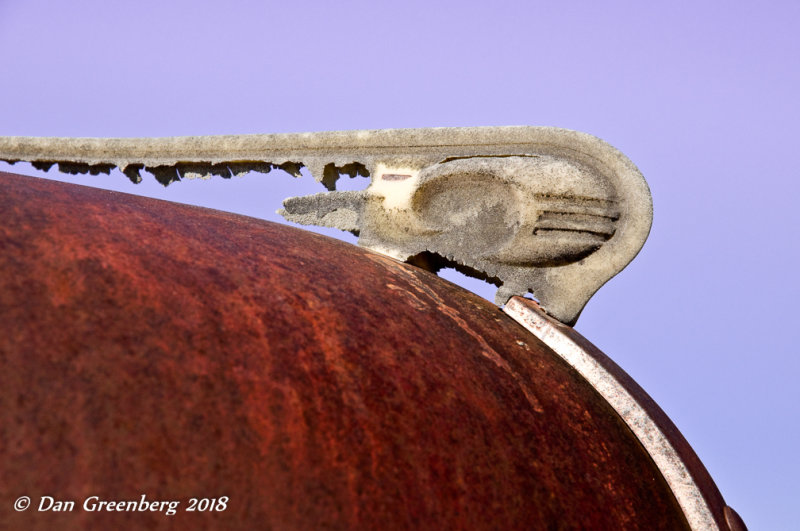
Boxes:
[0,171,689,530]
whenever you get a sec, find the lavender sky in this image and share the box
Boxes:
[2,1,798,528]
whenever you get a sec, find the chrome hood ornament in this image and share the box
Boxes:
[0,126,652,324]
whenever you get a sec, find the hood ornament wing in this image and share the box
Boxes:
[0,126,652,325]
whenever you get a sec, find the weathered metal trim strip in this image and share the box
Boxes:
[503,296,723,531]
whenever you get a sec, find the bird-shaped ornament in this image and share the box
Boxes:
[0,127,652,325]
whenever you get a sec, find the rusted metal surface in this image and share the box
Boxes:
[1,171,689,530]
[724,506,748,531]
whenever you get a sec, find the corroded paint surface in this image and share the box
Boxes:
[0,172,687,530]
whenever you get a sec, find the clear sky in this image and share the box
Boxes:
[2,1,798,528]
